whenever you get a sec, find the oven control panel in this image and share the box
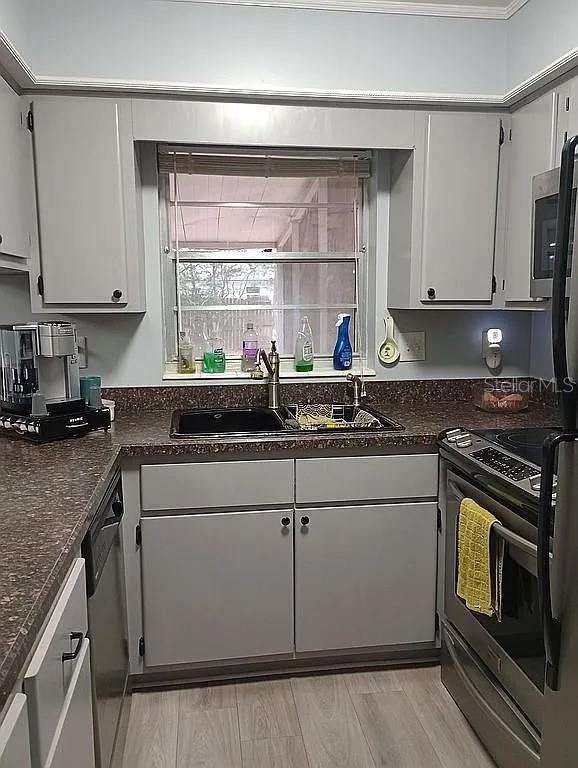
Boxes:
[470,447,537,482]
[440,428,555,499]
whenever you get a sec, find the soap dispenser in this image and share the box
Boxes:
[333,313,353,371]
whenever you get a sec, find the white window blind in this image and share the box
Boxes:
[158,146,371,178]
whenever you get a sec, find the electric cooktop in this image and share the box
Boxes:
[439,426,563,503]
[474,427,564,468]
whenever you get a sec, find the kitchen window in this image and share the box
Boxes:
[158,146,370,378]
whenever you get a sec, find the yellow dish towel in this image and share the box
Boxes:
[457,497,504,618]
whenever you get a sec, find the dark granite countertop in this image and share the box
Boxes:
[0,399,560,712]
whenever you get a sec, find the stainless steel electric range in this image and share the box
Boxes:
[438,426,562,768]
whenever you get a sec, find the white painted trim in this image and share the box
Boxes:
[153,0,528,19]
[30,74,507,107]
[0,31,35,91]
[503,47,578,107]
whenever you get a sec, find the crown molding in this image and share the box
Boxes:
[0,31,35,92]
[153,0,528,19]
[503,46,578,107]
[28,74,507,108]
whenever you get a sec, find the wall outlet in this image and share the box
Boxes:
[398,331,426,362]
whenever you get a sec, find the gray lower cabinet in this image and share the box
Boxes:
[141,510,294,667]
[294,502,438,653]
[0,695,31,768]
[44,639,95,768]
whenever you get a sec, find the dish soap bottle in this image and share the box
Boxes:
[295,316,314,372]
[333,313,353,371]
[178,331,196,374]
[241,322,259,372]
[203,327,226,373]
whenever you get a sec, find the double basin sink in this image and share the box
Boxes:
[170,404,403,437]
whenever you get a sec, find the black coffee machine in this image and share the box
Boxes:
[0,322,110,442]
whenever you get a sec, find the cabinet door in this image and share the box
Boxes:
[505,91,558,302]
[32,98,134,305]
[23,559,87,768]
[141,510,294,666]
[295,503,437,653]
[0,695,31,768]
[420,113,501,303]
[44,639,95,768]
[0,78,29,260]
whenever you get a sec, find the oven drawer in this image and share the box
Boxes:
[441,622,540,768]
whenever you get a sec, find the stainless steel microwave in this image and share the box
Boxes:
[531,163,578,298]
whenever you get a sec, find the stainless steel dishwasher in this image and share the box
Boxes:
[82,472,129,768]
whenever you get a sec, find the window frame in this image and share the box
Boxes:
[158,147,373,379]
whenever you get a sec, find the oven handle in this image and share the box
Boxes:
[538,432,578,690]
[553,135,578,430]
[447,480,537,557]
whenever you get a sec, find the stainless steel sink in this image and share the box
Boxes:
[279,403,404,432]
[170,407,288,437]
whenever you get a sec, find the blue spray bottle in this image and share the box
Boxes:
[333,313,353,370]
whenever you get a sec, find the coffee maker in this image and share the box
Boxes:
[0,322,110,442]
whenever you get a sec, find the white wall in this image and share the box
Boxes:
[6,0,507,98]
[3,0,578,100]
[507,0,578,91]
[529,310,553,380]
[0,275,534,386]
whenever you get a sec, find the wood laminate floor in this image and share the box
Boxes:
[122,665,496,768]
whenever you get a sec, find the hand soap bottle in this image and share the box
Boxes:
[295,316,314,372]
[203,326,226,373]
[333,313,353,371]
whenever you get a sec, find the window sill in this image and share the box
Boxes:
[163,366,376,383]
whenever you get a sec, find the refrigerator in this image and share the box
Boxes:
[539,135,578,767]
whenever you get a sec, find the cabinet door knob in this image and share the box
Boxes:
[300,515,310,526]
[427,287,436,299]
[0,234,3,245]
[112,289,123,301]
[281,517,291,527]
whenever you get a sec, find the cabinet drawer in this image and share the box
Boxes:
[141,459,294,511]
[296,454,437,505]
[23,559,88,768]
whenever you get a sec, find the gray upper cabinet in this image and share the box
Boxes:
[420,113,501,303]
[388,112,502,308]
[0,695,31,768]
[504,91,558,303]
[0,78,31,266]
[141,509,294,667]
[30,97,145,312]
[294,502,438,653]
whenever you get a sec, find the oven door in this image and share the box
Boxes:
[531,165,576,298]
[444,469,544,731]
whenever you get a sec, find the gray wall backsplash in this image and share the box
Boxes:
[530,310,554,381]
[0,273,534,388]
